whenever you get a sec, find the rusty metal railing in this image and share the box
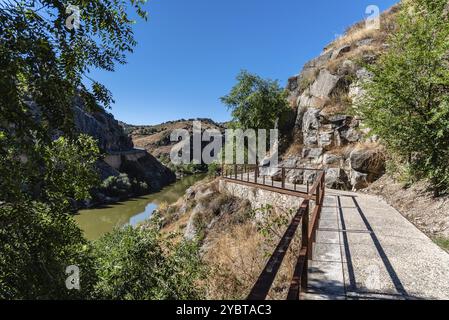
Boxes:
[219,165,326,300]
[220,164,323,198]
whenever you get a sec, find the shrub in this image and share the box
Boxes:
[0,202,98,299]
[92,226,206,300]
[100,174,132,198]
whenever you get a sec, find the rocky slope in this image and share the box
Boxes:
[123,119,225,177]
[124,118,225,160]
[278,6,399,191]
[154,178,300,299]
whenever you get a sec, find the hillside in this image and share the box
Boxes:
[278,5,399,191]
[122,119,225,168]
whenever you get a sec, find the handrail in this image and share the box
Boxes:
[220,164,325,199]
[220,164,326,300]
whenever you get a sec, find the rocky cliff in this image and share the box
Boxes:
[73,103,176,199]
[73,105,133,152]
[279,6,399,191]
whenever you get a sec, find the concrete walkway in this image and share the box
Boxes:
[304,191,449,300]
[222,174,449,300]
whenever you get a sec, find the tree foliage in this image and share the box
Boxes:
[357,0,449,194]
[0,0,148,298]
[221,70,290,131]
[0,135,100,299]
[92,225,206,300]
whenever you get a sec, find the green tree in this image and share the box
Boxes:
[0,0,147,298]
[221,70,290,131]
[0,135,100,299]
[357,0,449,195]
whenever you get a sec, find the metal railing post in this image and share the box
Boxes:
[281,167,285,189]
[301,201,309,293]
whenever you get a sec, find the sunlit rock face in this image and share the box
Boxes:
[280,12,394,191]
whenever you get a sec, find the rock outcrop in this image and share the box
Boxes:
[74,102,176,202]
[73,105,133,152]
[280,8,398,190]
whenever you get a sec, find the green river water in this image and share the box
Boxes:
[75,174,206,240]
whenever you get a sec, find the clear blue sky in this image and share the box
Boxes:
[90,0,398,125]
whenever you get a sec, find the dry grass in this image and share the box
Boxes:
[203,223,266,299]
[204,206,302,300]
[326,5,399,52]
[330,28,381,51]
[327,44,381,75]
[320,103,349,116]
[328,144,355,160]
[283,142,303,159]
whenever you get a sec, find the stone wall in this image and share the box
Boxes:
[218,179,300,211]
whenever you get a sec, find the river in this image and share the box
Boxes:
[75,174,207,240]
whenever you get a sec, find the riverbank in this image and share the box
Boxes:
[75,174,207,240]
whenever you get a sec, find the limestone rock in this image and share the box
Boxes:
[184,203,206,240]
[349,147,385,176]
[297,89,327,109]
[350,170,369,191]
[325,168,350,190]
[304,170,318,184]
[331,45,351,59]
[310,69,340,99]
[302,148,324,159]
[323,153,343,166]
[302,108,321,132]
[318,131,334,150]
[356,38,374,47]
[341,128,362,143]
[73,104,133,152]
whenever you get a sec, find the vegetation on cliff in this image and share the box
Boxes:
[357,0,449,195]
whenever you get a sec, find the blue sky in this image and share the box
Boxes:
[90,0,398,125]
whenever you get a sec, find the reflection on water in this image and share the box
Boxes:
[75,174,206,240]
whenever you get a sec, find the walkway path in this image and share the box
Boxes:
[222,173,449,300]
[306,191,449,300]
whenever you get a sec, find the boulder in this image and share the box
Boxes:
[323,153,343,166]
[297,90,327,109]
[331,45,352,59]
[295,105,308,128]
[303,50,334,69]
[356,38,374,47]
[302,108,321,132]
[302,148,324,159]
[349,147,385,176]
[341,128,362,143]
[310,70,340,99]
[350,170,369,191]
[325,168,350,190]
[184,203,206,240]
[318,131,334,150]
[325,114,349,126]
[304,130,318,147]
[304,170,318,184]
[287,75,299,92]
